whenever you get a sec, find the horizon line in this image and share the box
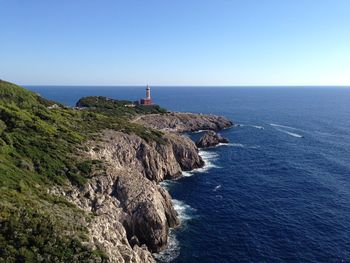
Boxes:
[22,84,350,88]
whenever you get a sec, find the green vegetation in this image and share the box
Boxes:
[76,96,167,116]
[0,192,103,262]
[0,80,166,261]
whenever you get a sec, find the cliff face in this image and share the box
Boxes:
[54,129,202,262]
[54,113,232,262]
[52,167,158,263]
[87,130,203,182]
[134,112,233,132]
[163,132,204,171]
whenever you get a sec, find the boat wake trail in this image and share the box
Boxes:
[270,123,302,131]
[251,125,264,129]
[217,143,259,149]
[217,143,244,147]
[270,123,304,138]
[237,124,264,129]
[275,128,303,138]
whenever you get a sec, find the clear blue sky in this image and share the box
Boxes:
[1,0,349,86]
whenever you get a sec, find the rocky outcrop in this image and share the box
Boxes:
[52,111,232,262]
[196,131,229,148]
[53,129,205,262]
[115,173,178,252]
[51,167,157,263]
[163,132,204,170]
[134,112,233,132]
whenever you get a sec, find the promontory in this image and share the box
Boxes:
[0,81,232,262]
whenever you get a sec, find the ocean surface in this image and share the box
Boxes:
[27,86,350,262]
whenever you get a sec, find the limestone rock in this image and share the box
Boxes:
[134,112,233,132]
[87,130,203,182]
[196,131,229,148]
[164,132,204,170]
[114,171,179,252]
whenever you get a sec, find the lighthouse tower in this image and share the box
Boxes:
[146,85,151,99]
[140,85,153,105]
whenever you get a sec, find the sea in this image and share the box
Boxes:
[27,86,350,263]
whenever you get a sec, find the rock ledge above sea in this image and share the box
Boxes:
[196,131,229,148]
[134,112,233,132]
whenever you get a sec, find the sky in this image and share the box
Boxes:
[0,0,350,86]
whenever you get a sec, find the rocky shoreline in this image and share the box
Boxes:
[196,130,230,148]
[53,112,232,262]
[134,112,233,133]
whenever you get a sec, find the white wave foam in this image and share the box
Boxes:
[217,142,259,149]
[230,143,245,147]
[191,129,210,133]
[204,142,242,149]
[236,124,264,129]
[213,185,221,191]
[275,128,303,138]
[216,142,232,147]
[199,150,219,160]
[156,149,223,261]
[181,171,193,177]
[159,181,171,190]
[248,145,260,149]
[216,142,242,147]
[153,230,180,262]
[270,123,301,131]
[154,199,197,262]
[180,150,220,176]
[172,199,196,222]
[196,150,221,172]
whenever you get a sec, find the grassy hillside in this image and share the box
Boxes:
[0,80,164,262]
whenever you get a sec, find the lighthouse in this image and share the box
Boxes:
[146,85,151,99]
[140,85,153,105]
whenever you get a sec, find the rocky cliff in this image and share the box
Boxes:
[52,114,232,262]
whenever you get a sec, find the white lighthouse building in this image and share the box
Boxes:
[140,85,153,105]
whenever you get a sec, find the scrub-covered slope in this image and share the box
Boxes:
[0,80,109,261]
[0,80,168,262]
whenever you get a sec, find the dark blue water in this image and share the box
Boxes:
[27,86,350,262]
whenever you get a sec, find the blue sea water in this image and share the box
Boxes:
[27,86,350,262]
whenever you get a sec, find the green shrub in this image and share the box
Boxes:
[0,120,6,134]
[0,204,104,262]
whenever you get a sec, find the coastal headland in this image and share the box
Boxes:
[0,80,232,262]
